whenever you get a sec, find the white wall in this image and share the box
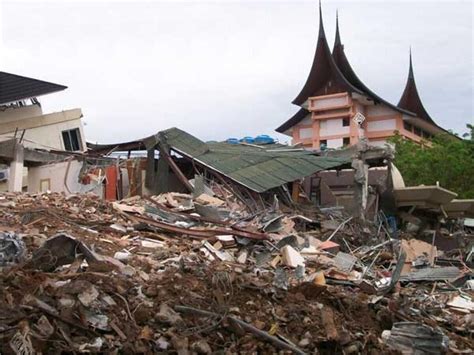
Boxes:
[320,118,350,136]
[0,104,42,122]
[326,138,343,149]
[299,127,313,139]
[0,119,86,151]
[366,105,397,117]
[0,109,86,151]
[300,115,312,125]
[312,95,348,110]
[27,160,103,196]
[367,119,397,131]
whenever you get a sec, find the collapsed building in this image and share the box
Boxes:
[0,4,472,354]
[0,170,472,353]
[0,71,86,153]
[0,71,87,192]
[0,123,470,353]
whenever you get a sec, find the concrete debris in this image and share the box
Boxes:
[0,232,25,266]
[447,295,474,312]
[194,193,225,207]
[78,285,100,307]
[273,267,289,290]
[280,245,305,268]
[401,238,437,274]
[0,191,471,353]
[156,303,183,326]
[236,249,248,264]
[191,340,212,354]
[109,223,127,233]
[332,252,358,272]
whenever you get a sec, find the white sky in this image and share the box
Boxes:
[1,0,472,143]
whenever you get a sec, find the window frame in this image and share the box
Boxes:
[62,128,82,152]
[403,121,413,132]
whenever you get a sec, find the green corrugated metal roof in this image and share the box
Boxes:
[157,128,350,193]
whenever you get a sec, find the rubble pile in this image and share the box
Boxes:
[0,191,472,353]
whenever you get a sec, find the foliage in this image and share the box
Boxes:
[462,123,474,140]
[389,125,474,199]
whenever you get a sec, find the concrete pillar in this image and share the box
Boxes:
[352,139,370,220]
[8,141,24,192]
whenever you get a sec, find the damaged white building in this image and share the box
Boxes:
[0,71,87,191]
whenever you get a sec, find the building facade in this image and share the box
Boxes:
[0,72,86,152]
[276,6,449,149]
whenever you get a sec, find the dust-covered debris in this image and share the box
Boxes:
[0,190,471,354]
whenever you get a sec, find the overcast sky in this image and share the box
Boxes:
[1,0,472,143]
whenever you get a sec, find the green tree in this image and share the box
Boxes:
[389,125,474,199]
[462,123,474,140]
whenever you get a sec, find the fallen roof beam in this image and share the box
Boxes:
[157,133,194,193]
[130,214,269,240]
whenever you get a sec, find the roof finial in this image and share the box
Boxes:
[318,0,326,38]
[334,9,341,46]
[398,46,435,124]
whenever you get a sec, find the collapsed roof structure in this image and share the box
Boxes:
[89,127,351,208]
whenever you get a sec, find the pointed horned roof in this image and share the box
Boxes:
[397,50,435,124]
[277,6,447,135]
[292,3,362,106]
[331,13,414,115]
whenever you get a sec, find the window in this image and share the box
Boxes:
[40,179,51,192]
[422,131,432,140]
[403,122,413,132]
[343,137,350,146]
[342,118,350,127]
[320,140,327,148]
[414,126,422,136]
[62,128,82,151]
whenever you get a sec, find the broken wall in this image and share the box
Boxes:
[0,109,86,152]
[305,168,389,217]
[27,160,103,196]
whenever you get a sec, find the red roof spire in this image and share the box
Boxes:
[398,49,435,124]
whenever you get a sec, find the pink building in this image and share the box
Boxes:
[276,6,450,149]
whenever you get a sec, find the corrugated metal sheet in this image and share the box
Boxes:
[157,128,350,193]
[400,266,461,282]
